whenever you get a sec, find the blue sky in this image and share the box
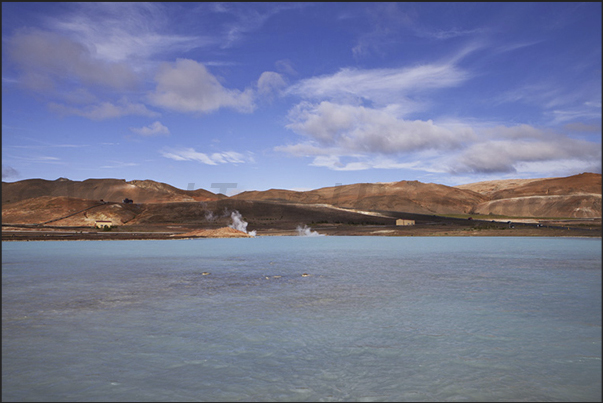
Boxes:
[2,2,601,194]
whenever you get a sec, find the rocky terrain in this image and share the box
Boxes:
[1,177,224,205]
[231,181,489,215]
[458,173,601,218]
[2,173,600,239]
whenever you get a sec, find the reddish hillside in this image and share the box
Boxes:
[455,178,550,196]
[1,178,224,204]
[2,173,600,221]
[233,180,488,215]
[468,173,602,218]
[488,173,601,199]
[472,194,601,218]
[1,196,141,226]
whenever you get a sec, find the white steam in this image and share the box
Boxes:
[296,225,324,237]
[204,210,216,221]
[229,210,256,236]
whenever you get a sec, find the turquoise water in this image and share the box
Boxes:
[2,237,601,402]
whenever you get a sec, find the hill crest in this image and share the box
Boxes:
[2,173,601,220]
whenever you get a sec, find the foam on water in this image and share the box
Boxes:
[2,237,601,401]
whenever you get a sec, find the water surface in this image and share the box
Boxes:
[2,237,601,401]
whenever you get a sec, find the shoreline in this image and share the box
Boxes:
[3,235,600,242]
[3,225,601,242]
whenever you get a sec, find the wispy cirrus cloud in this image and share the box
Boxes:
[48,99,159,120]
[161,147,253,166]
[5,154,65,165]
[208,2,307,48]
[100,161,140,169]
[286,63,469,109]
[45,2,208,64]
[130,121,170,137]
[350,3,485,59]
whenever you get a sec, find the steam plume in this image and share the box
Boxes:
[204,210,216,221]
[296,224,324,237]
[229,210,256,236]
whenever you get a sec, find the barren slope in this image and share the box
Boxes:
[470,173,602,218]
[456,178,552,196]
[233,181,488,215]
[487,173,601,199]
[1,178,224,204]
[3,173,600,222]
[1,196,141,226]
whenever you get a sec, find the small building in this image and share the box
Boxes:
[95,220,112,229]
[396,219,415,226]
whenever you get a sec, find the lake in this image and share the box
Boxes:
[2,236,601,402]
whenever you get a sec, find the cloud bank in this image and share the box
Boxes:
[277,62,601,176]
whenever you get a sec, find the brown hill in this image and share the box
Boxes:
[232,181,488,215]
[1,196,141,226]
[464,173,602,218]
[488,173,601,199]
[1,178,224,204]
[2,197,398,230]
[472,194,601,218]
[125,199,396,228]
[455,178,550,196]
[2,173,601,222]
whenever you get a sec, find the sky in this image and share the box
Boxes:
[2,2,601,194]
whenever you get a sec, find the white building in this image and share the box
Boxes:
[396,219,415,226]
[95,220,113,228]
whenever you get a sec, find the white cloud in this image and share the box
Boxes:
[148,59,255,114]
[278,101,601,177]
[130,121,170,136]
[161,148,252,165]
[350,3,484,59]
[278,100,478,172]
[279,43,601,179]
[450,136,601,175]
[275,59,297,76]
[7,29,139,91]
[310,155,367,171]
[281,152,442,172]
[100,161,139,169]
[48,100,159,120]
[287,64,468,108]
[257,71,287,97]
[563,122,601,132]
[208,3,306,48]
[285,101,473,154]
[47,2,209,64]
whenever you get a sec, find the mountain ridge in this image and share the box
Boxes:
[2,173,601,225]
